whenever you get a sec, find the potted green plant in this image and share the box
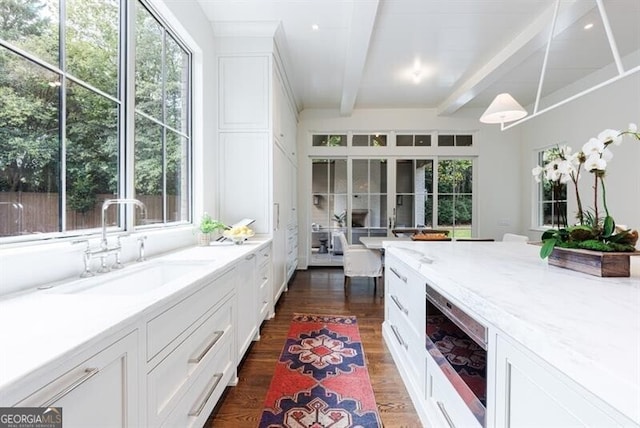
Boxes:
[197,213,226,246]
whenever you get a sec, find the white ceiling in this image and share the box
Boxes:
[195,0,640,116]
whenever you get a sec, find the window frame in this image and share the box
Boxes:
[533,147,568,230]
[0,0,194,245]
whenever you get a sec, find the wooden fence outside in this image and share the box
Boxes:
[0,192,182,237]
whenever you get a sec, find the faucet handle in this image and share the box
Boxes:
[137,235,147,262]
[72,239,91,250]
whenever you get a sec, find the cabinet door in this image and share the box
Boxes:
[494,334,629,427]
[236,253,257,362]
[219,133,269,234]
[18,331,138,428]
[219,56,269,130]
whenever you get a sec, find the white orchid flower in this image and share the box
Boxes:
[568,152,582,166]
[597,128,622,146]
[557,159,575,176]
[584,154,607,172]
[601,148,613,162]
[531,165,543,182]
[582,138,605,156]
[629,123,638,133]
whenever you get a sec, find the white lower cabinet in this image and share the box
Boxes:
[147,295,234,427]
[3,243,277,428]
[17,331,139,428]
[236,252,258,362]
[257,245,273,321]
[160,322,235,428]
[494,334,634,427]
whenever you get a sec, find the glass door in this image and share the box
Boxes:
[310,158,347,264]
[394,159,434,230]
[436,159,473,238]
[350,159,388,245]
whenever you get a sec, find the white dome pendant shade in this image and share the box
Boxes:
[479,93,528,124]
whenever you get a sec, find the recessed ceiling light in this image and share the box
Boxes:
[584,23,594,30]
[311,24,319,31]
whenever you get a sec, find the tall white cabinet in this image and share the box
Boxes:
[216,25,298,312]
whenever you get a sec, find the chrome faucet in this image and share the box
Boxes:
[101,198,147,250]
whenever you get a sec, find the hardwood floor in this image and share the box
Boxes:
[205,267,423,427]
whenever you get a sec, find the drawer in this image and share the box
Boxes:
[388,303,425,389]
[147,267,235,361]
[258,246,271,265]
[148,297,233,427]
[258,259,270,283]
[386,261,426,336]
[258,278,270,320]
[426,353,483,428]
[161,334,235,428]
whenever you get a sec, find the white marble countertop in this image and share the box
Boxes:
[385,241,640,423]
[0,238,270,399]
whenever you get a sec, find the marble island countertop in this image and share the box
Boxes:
[384,241,640,423]
[0,237,270,398]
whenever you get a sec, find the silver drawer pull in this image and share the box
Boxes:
[390,295,409,315]
[188,373,224,417]
[437,401,456,428]
[41,368,99,407]
[245,254,255,260]
[390,325,408,350]
[189,331,224,364]
[389,267,407,283]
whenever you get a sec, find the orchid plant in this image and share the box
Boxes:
[532,123,639,258]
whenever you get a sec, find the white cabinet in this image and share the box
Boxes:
[286,222,298,281]
[257,245,273,320]
[494,334,635,427]
[218,56,269,130]
[146,267,236,427]
[16,331,139,428]
[235,253,258,361]
[219,132,270,234]
[217,32,298,315]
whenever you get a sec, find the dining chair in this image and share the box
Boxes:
[335,231,383,295]
[502,233,529,243]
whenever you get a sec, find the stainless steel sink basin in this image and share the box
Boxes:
[42,260,212,295]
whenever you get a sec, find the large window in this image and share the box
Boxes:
[0,0,192,240]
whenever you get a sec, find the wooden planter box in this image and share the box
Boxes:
[548,247,638,277]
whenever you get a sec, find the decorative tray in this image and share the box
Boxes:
[411,233,451,241]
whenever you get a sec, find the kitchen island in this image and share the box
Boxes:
[382,241,639,427]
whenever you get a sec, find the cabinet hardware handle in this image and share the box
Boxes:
[437,401,456,428]
[188,373,224,417]
[390,295,409,315]
[389,267,407,283]
[189,331,224,364]
[245,254,255,260]
[390,325,408,350]
[41,367,100,407]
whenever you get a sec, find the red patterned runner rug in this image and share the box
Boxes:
[258,314,382,428]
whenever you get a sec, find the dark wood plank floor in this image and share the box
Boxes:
[205,267,423,427]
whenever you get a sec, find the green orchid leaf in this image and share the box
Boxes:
[541,230,557,240]
[540,239,557,259]
[603,216,615,237]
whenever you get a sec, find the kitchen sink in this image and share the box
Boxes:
[41,260,212,296]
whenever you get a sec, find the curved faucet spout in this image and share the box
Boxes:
[101,198,147,248]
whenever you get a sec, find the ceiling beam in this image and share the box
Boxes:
[437,0,596,116]
[339,0,380,116]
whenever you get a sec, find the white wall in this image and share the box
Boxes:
[519,74,640,244]
[296,108,523,267]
